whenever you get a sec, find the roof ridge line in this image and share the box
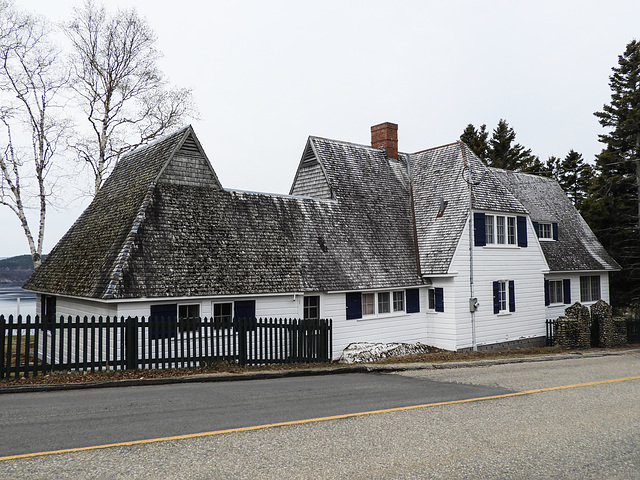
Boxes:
[412,140,462,155]
[119,125,192,162]
[103,183,157,299]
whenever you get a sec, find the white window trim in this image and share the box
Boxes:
[579,275,601,303]
[548,280,564,305]
[484,214,518,247]
[361,290,407,319]
[427,287,436,312]
[538,222,553,241]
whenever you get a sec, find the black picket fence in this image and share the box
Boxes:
[0,315,332,379]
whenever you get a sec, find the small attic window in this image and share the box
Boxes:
[539,223,551,239]
[534,222,558,241]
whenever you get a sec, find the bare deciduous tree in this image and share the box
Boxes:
[66,0,195,195]
[0,1,69,268]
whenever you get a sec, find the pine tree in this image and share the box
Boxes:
[460,123,489,161]
[585,39,640,308]
[460,119,537,171]
[594,39,640,231]
[556,150,593,209]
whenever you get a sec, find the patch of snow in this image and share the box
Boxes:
[338,342,431,364]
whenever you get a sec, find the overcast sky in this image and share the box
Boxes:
[2,0,639,258]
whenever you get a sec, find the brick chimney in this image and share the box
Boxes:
[371,122,398,159]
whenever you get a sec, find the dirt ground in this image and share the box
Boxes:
[3,344,637,387]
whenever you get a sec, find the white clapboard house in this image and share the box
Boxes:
[24,123,619,358]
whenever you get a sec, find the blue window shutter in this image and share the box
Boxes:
[150,304,177,339]
[346,292,362,320]
[434,287,444,312]
[552,222,559,241]
[544,280,550,306]
[406,289,420,313]
[474,212,486,247]
[493,281,500,314]
[517,216,527,247]
[509,281,516,312]
[563,279,571,304]
[234,300,257,330]
[533,222,539,237]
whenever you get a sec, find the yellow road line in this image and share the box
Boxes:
[2,375,639,462]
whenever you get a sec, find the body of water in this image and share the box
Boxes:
[0,284,36,318]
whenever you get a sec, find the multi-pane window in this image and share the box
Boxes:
[179,304,199,319]
[539,223,552,239]
[497,280,507,312]
[378,292,390,314]
[303,296,320,320]
[428,288,436,310]
[179,304,200,332]
[361,291,407,316]
[213,302,232,325]
[485,215,516,245]
[507,217,516,245]
[548,280,564,304]
[485,215,494,244]
[496,216,505,244]
[392,291,405,311]
[362,293,375,315]
[580,276,601,302]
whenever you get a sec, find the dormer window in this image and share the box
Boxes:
[534,222,558,241]
[485,214,516,245]
[539,223,552,239]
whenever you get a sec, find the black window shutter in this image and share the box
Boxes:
[406,289,420,313]
[552,222,559,241]
[563,279,571,304]
[544,280,550,306]
[509,281,516,312]
[517,216,528,247]
[474,212,486,247]
[533,222,539,237]
[493,281,500,314]
[434,287,444,312]
[346,292,362,320]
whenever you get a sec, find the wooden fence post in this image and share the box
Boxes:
[126,316,138,370]
[0,315,5,379]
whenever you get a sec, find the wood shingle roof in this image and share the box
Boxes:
[24,126,618,300]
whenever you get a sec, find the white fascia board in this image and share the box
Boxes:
[546,269,620,274]
[32,291,306,304]
[328,285,427,294]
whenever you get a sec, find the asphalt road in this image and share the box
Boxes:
[1,353,639,479]
[0,372,511,457]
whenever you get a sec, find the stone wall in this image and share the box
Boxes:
[554,302,591,349]
[591,300,627,348]
[553,300,627,349]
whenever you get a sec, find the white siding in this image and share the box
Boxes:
[325,290,429,360]
[423,278,458,351]
[53,296,118,319]
[447,215,548,350]
[545,272,612,319]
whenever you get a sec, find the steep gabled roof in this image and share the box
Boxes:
[493,170,620,272]
[24,126,218,298]
[410,142,527,275]
[26,129,422,300]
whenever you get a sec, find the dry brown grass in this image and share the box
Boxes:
[1,344,637,387]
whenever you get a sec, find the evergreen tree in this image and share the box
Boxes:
[556,150,593,209]
[585,39,640,308]
[460,123,489,161]
[460,119,537,171]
